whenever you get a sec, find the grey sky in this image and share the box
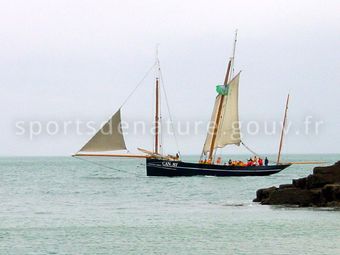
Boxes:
[1,0,339,156]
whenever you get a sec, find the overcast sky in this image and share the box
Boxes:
[1,0,339,156]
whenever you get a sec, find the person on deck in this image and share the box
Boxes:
[258,158,263,166]
[265,157,269,166]
[228,159,232,165]
[216,157,222,165]
[237,161,244,167]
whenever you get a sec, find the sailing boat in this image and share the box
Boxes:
[74,35,291,177]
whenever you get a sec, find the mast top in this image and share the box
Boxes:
[155,44,160,78]
[230,29,238,79]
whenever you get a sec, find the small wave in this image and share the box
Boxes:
[222,203,245,207]
[34,211,52,215]
[272,205,340,211]
[82,176,122,180]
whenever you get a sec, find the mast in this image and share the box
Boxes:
[154,77,160,154]
[230,29,238,79]
[208,31,238,161]
[208,60,232,161]
[277,94,290,164]
[153,45,161,155]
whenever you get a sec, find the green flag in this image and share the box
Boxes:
[216,85,229,95]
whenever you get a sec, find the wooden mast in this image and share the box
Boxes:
[208,60,232,161]
[154,77,160,154]
[153,45,161,155]
[277,94,290,164]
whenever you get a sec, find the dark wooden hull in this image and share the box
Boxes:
[146,158,291,177]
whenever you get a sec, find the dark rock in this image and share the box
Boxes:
[253,186,277,202]
[254,161,340,207]
[325,201,340,207]
[322,184,340,202]
[313,161,340,175]
[292,177,307,189]
[279,184,294,189]
[311,161,340,187]
[262,188,322,207]
[306,174,328,189]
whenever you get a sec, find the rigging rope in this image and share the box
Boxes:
[119,62,157,109]
[73,156,144,176]
[240,140,259,156]
[240,140,275,163]
[159,65,181,155]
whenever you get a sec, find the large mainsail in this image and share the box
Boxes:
[203,72,241,154]
[78,109,127,153]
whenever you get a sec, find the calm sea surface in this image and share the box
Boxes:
[0,154,339,255]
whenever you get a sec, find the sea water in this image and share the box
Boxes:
[0,155,339,255]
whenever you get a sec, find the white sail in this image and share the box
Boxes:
[203,73,241,153]
[216,73,241,146]
[78,109,127,153]
[203,95,225,153]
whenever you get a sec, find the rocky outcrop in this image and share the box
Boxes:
[253,161,340,207]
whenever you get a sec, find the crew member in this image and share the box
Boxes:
[216,157,222,165]
[258,158,263,166]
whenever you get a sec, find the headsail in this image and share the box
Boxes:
[78,109,127,153]
[216,73,241,147]
[203,72,241,154]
